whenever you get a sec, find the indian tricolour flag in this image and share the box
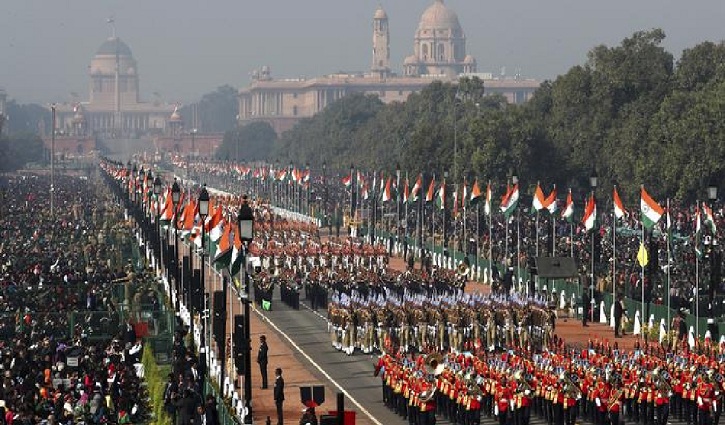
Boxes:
[582,193,596,232]
[469,179,482,205]
[613,186,626,219]
[500,184,519,218]
[640,186,664,229]
[425,177,436,203]
[703,201,717,233]
[561,188,573,222]
[382,177,393,202]
[409,174,422,204]
[436,181,446,210]
[545,185,557,214]
[484,182,492,216]
[532,182,546,212]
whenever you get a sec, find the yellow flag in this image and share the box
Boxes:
[637,242,649,267]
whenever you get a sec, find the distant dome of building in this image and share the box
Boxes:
[374,6,388,20]
[464,54,476,64]
[95,37,133,57]
[417,0,462,32]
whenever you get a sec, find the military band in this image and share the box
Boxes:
[373,345,725,425]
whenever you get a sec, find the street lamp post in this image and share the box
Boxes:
[323,161,327,229]
[171,179,181,313]
[706,180,718,326]
[237,196,255,424]
[589,169,598,323]
[198,185,210,398]
[396,163,401,255]
[153,176,163,272]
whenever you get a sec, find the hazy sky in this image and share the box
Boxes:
[1,0,723,104]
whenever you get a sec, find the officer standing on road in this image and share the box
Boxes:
[274,368,285,425]
[258,335,269,389]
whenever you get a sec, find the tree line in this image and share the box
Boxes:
[263,29,725,205]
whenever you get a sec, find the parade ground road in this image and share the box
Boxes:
[259,284,695,425]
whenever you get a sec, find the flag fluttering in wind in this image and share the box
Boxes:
[582,193,597,232]
[561,189,574,222]
[613,186,626,219]
[703,201,717,234]
[640,186,664,229]
[409,174,422,204]
[484,182,492,216]
[425,177,436,203]
[470,179,482,205]
[544,186,557,214]
[500,184,519,218]
[532,183,546,212]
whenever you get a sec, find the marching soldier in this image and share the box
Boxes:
[495,377,512,425]
[697,374,715,425]
[608,381,623,425]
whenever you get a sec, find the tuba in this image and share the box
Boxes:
[457,262,470,277]
[652,368,672,393]
[561,371,582,398]
[514,370,533,392]
[424,353,446,377]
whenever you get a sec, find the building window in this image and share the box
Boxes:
[439,44,445,61]
[422,44,428,60]
[293,93,298,99]
[293,106,298,116]
[398,90,403,96]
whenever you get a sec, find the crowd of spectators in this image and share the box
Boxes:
[0,171,160,424]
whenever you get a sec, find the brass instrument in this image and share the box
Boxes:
[419,387,437,403]
[561,371,582,398]
[608,388,624,412]
[652,368,672,393]
[424,353,445,377]
[457,262,470,277]
[514,370,533,392]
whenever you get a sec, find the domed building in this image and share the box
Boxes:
[239,1,539,134]
[404,0,476,77]
[55,35,174,139]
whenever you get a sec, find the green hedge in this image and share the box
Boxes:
[142,344,173,425]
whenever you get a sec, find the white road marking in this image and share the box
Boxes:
[253,307,384,425]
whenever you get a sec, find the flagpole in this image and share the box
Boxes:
[641,219,646,330]
[696,199,700,340]
[405,172,409,261]
[488,181,493,284]
[463,183,467,269]
[666,198,671,332]
[552,200,556,257]
[613,186,617,304]
[476,202,480,280]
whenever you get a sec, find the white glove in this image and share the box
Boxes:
[698,396,703,405]
[494,405,499,416]
[524,390,531,396]
[596,398,601,407]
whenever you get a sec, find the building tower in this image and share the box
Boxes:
[0,88,6,134]
[371,5,391,78]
